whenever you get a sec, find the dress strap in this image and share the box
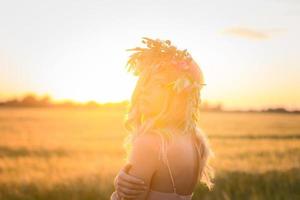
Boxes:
[155,130,177,193]
[165,141,200,195]
[165,150,177,194]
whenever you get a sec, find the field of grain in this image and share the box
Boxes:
[0,108,299,200]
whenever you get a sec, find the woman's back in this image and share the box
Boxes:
[148,133,200,198]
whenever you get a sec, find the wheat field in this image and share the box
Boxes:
[0,108,299,200]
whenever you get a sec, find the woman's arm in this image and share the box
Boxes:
[124,134,160,200]
[113,163,147,199]
[110,133,160,200]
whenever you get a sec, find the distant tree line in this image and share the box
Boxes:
[0,94,128,111]
[0,93,299,114]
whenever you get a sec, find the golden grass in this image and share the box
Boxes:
[0,108,299,199]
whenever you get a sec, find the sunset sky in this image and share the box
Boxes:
[0,0,299,110]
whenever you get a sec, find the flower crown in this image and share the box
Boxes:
[125,37,206,93]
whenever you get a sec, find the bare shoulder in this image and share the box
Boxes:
[132,132,161,153]
[127,132,161,186]
[128,132,162,170]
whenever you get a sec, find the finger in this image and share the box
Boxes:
[118,178,147,191]
[113,175,118,187]
[119,171,145,185]
[117,185,144,196]
[116,179,146,194]
[121,163,132,173]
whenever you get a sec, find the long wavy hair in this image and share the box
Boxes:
[123,37,214,189]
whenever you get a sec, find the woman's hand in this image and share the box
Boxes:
[114,163,147,199]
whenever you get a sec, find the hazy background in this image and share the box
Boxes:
[1,0,299,110]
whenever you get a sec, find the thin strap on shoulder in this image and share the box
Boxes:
[155,131,178,194]
[165,150,177,193]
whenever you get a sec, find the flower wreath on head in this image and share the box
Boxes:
[125,37,206,94]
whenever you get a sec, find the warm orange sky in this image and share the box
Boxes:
[1,0,299,110]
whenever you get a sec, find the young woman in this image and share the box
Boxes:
[110,38,214,200]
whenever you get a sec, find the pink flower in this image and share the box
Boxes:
[176,61,189,70]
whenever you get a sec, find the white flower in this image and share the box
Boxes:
[172,78,192,93]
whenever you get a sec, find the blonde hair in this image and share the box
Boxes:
[123,37,214,189]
